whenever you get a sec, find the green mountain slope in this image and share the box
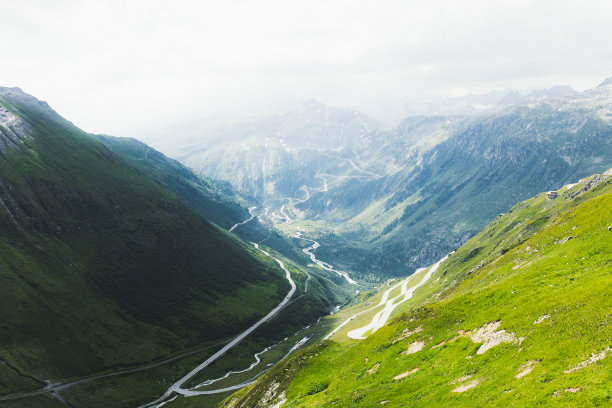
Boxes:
[221,170,612,407]
[93,134,251,229]
[0,87,292,394]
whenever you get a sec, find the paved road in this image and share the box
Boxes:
[141,243,296,407]
[326,255,448,341]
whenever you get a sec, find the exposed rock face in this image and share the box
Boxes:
[464,321,519,354]
[0,104,30,152]
[564,347,612,373]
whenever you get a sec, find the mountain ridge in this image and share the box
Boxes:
[0,87,292,385]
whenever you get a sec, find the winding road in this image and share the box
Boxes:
[140,242,296,407]
[326,255,448,340]
[294,230,358,285]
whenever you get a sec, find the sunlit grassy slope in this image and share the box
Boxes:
[220,172,612,407]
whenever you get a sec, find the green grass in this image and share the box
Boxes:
[0,88,305,405]
[220,174,612,407]
[94,135,251,230]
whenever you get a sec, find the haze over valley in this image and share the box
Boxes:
[0,1,611,407]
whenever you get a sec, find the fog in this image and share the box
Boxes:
[1,0,611,134]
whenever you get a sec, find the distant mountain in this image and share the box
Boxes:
[145,99,381,159]
[142,100,382,201]
[0,87,293,389]
[151,83,612,280]
[598,76,612,88]
[305,84,612,276]
[340,86,576,127]
[496,85,577,109]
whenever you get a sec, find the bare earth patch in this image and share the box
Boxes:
[533,315,549,324]
[553,388,582,398]
[452,380,480,393]
[368,363,381,375]
[402,341,425,355]
[393,368,419,380]
[450,375,473,385]
[269,392,286,408]
[464,321,519,354]
[394,326,423,343]
[516,360,539,378]
[431,335,459,349]
[260,382,286,408]
[564,347,612,373]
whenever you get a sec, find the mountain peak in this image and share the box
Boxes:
[597,76,612,88]
[0,86,25,95]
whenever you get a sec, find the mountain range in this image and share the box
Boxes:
[0,77,610,407]
[221,169,612,407]
[143,80,612,281]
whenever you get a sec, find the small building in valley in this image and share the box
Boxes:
[546,191,559,200]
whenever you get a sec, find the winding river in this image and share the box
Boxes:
[294,230,358,285]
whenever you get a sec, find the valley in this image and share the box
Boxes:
[1,81,611,408]
[3,2,611,407]
[139,81,612,407]
[0,88,352,407]
[145,81,612,282]
[221,169,612,408]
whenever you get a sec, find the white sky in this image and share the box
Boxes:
[1,0,611,135]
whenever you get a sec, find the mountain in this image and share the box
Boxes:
[93,134,251,229]
[0,87,298,399]
[597,76,612,88]
[340,86,576,127]
[221,170,612,407]
[142,100,382,201]
[320,83,612,276]
[151,84,612,281]
[495,85,577,109]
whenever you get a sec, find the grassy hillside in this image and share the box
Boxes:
[0,87,293,399]
[306,92,612,278]
[221,171,612,407]
[94,134,252,229]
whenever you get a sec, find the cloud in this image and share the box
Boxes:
[0,0,611,134]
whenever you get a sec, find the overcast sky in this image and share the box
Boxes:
[1,0,611,135]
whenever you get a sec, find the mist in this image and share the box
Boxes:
[1,0,611,135]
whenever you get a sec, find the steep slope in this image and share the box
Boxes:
[0,87,292,393]
[221,171,612,407]
[93,134,251,229]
